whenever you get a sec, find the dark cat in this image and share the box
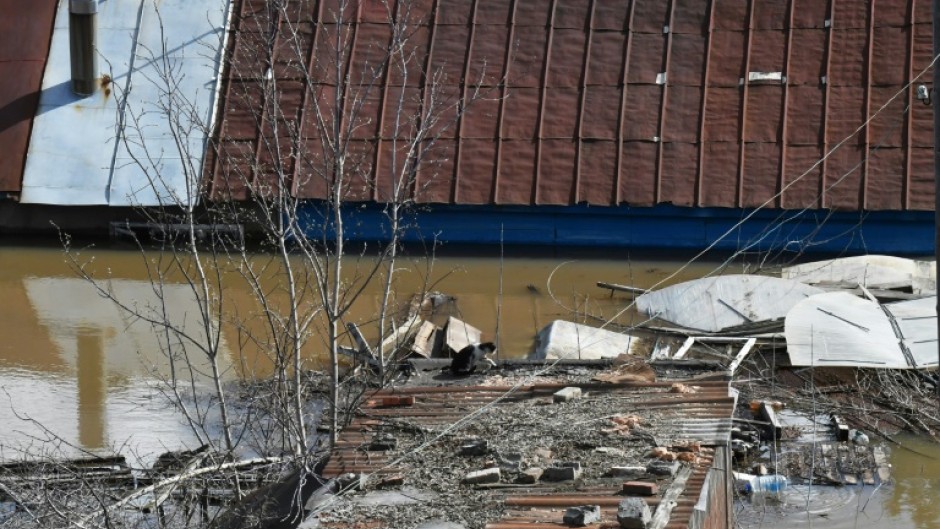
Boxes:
[450,342,497,375]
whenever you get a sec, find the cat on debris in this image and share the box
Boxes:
[450,342,497,376]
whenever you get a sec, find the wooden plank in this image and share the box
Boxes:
[649,466,692,529]
[728,338,757,374]
[347,323,376,359]
[759,402,782,440]
[411,321,441,359]
[444,317,482,354]
[672,337,696,360]
[596,281,648,295]
[380,317,423,353]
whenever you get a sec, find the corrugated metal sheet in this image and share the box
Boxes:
[210,0,938,211]
[19,0,230,206]
[321,379,735,529]
[0,1,57,193]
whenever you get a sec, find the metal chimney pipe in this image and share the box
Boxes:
[69,0,98,96]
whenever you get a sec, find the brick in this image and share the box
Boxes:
[367,396,417,407]
[622,481,659,496]
[377,474,405,488]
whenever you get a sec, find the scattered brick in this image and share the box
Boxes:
[622,481,659,496]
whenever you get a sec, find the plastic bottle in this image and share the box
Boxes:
[746,474,789,495]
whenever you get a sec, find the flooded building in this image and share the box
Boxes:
[0,0,936,253]
[310,370,736,529]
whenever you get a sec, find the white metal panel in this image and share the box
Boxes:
[635,275,823,332]
[782,255,917,290]
[785,292,937,369]
[21,0,229,206]
[532,320,641,360]
[886,296,939,368]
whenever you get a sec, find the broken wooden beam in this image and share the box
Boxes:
[758,402,783,440]
[830,414,850,442]
[411,321,442,358]
[596,282,648,295]
[346,323,377,362]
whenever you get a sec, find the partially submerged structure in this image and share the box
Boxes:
[785,292,938,368]
[309,364,736,529]
[0,0,937,253]
[635,275,823,333]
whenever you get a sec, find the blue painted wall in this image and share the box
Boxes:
[296,202,935,255]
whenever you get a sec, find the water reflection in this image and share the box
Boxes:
[0,244,715,463]
[883,434,940,528]
[76,330,105,449]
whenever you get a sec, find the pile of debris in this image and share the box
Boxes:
[303,360,735,529]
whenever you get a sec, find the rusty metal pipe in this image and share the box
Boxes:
[69,0,98,96]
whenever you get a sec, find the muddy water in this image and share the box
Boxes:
[2,244,940,527]
[0,244,718,460]
[737,434,940,529]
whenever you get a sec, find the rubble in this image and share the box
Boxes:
[563,505,601,526]
[617,497,652,529]
[462,468,500,485]
[553,386,583,402]
[621,481,659,496]
[307,361,733,529]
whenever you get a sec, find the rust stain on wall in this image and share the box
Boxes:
[209,0,936,212]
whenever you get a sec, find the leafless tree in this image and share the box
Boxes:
[4,0,489,527]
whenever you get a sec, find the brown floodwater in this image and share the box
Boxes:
[0,243,718,460]
[1,243,939,527]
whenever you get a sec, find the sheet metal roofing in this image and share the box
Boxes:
[17,0,229,206]
[209,0,939,211]
[320,379,735,529]
[0,2,57,193]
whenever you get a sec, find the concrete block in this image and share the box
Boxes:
[463,467,501,485]
[563,505,601,526]
[596,447,627,456]
[498,452,524,471]
[543,463,582,482]
[336,472,365,491]
[370,434,397,451]
[516,467,543,484]
[622,481,659,496]
[617,497,651,529]
[460,438,489,456]
[646,460,679,477]
[554,387,583,403]
[608,466,645,478]
[533,448,554,461]
[352,487,437,507]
